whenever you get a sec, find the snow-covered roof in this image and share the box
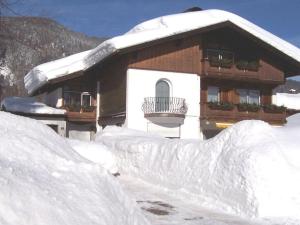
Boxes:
[1,97,66,115]
[24,9,300,95]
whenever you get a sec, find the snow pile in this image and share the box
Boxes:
[95,120,300,219]
[274,93,300,110]
[0,112,150,225]
[25,9,300,94]
[1,96,66,115]
[68,139,118,174]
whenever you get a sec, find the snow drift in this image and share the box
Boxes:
[95,120,300,219]
[0,112,150,225]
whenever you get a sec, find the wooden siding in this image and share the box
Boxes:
[200,78,285,125]
[61,76,97,122]
[201,104,286,125]
[201,28,285,83]
[128,35,202,74]
[201,78,275,105]
[93,55,128,118]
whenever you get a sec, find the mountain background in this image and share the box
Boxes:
[0,16,105,100]
[0,16,299,101]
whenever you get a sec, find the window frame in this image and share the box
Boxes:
[207,86,220,103]
[237,88,260,104]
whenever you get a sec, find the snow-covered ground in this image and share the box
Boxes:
[94,120,300,220]
[0,112,150,225]
[1,110,300,225]
[273,93,300,110]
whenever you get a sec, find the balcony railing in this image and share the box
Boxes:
[201,102,286,125]
[142,97,188,115]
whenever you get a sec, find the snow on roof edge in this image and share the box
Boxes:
[24,9,300,95]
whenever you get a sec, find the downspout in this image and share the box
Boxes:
[96,81,101,131]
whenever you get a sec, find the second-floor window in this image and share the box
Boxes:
[237,89,260,104]
[63,90,93,112]
[207,86,220,102]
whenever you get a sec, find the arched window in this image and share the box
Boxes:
[155,80,170,112]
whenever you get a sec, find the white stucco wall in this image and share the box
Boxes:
[44,88,63,108]
[67,122,95,141]
[126,68,201,139]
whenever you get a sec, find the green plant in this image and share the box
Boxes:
[208,101,234,111]
[65,104,81,112]
[263,104,286,113]
[236,60,248,70]
[209,56,233,68]
[236,60,260,71]
[237,103,260,112]
[82,105,96,112]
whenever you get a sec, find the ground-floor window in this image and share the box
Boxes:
[237,89,260,104]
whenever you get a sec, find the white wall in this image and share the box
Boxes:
[126,68,202,139]
[44,88,63,108]
[68,122,95,141]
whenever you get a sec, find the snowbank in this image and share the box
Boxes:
[68,139,118,174]
[274,93,300,110]
[1,96,66,115]
[0,112,150,225]
[95,120,300,219]
[24,9,300,94]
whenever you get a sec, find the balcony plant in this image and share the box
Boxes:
[64,104,81,112]
[236,60,260,71]
[208,101,234,111]
[209,56,233,68]
[237,103,260,112]
[263,104,286,113]
[82,105,96,112]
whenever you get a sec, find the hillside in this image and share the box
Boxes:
[0,16,105,100]
[274,79,300,94]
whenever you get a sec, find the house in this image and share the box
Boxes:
[20,9,300,140]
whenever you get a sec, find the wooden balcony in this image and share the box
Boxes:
[64,106,96,122]
[201,59,284,84]
[200,103,286,126]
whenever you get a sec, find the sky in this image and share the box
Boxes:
[11,0,300,44]
[7,0,300,80]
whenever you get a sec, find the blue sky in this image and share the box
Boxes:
[13,0,300,45]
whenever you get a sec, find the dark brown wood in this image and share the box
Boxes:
[201,103,286,125]
[128,35,202,74]
[201,78,276,105]
[201,59,284,84]
[66,111,96,122]
[93,55,128,117]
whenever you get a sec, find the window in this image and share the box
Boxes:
[155,80,170,112]
[63,87,93,112]
[237,89,260,104]
[63,91,81,107]
[81,92,92,107]
[207,86,220,102]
